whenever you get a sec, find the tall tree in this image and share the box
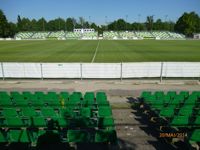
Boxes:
[146,16,154,31]
[0,10,9,37]
[79,17,85,28]
[66,18,74,31]
[37,18,47,31]
[175,12,200,36]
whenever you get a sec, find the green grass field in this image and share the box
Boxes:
[0,40,200,62]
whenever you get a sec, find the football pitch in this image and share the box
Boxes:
[0,40,200,62]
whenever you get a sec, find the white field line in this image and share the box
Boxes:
[91,40,100,63]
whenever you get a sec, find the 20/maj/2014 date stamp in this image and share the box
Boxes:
[159,133,186,138]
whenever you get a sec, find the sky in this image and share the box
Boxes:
[1,0,200,25]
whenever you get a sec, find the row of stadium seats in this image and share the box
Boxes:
[0,91,109,107]
[139,91,200,148]
[0,91,117,145]
[0,129,117,143]
[15,31,185,40]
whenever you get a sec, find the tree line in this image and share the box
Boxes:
[0,9,200,38]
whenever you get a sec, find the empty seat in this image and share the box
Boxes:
[171,116,189,127]
[5,117,24,127]
[189,129,200,142]
[83,92,95,106]
[193,116,200,126]
[2,108,18,117]
[95,130,117,143]
[67,130,89,142]
[0,96,12,106]
[21,107,37,117]
[179,91,189,98]
[0,131,7,142]
[9,130,29,143]
[98,107,112,117]
[59,92,69,100]
[80,107,91,118]
[98,117,114,128]
[31,117,46,127]
[140,91,151,99]
[41,108,57,117]
[167,91,176,98]
[159,107,174,118]
[178,107,193,116]
[55,117,70,127]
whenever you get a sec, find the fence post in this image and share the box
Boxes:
[40,63,43,80]
[1,62,5,80]
[80,63,83,80]
[160,62,164,83]
[120,62,123,81]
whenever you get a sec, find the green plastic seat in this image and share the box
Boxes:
[178,108,193,116]
[99,117,114,128]
[41,108,57,117]
[84,92,95,101]
[68,93,81,105]
[59,108,75,118]
[193,116,200,126]
[167,91,176,98]
[14,98,29,106]
[95,130,117,143]
[6,117,24,127]
[59,92,69,100]
[45,92,60,106]
[159,107,174,118]
[83,92,95,106]
[0,131,7,142]
[0,91,9,96]
[171,116,189,127]
[9,130,29,143]
[190,129,200,142]
[184,95,197,105]
[22,91,32,98]
[98,107,112,117]
[154,91,164,98]
[179,91,189,98]
[56,117,70,127]
[31,117,46,127]
[80,107,91,118]
[21,107,37,117]
[0,97,12,106]
[163,95,172,104]
[2,108,18,117]
[31,94,45,106]
[140,91,151,99]
[67,130,89,142]
[10,91,21,98]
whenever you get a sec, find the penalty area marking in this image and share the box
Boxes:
[91,40,100,63]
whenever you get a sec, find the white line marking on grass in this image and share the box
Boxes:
[91,40,100,63]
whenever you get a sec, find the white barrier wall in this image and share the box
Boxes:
[42,63,81,78]
[122,62,162,78]
[3,63,41,78]
[0,62,200,79]
[0,63,3,78]
[82,63,121,78]
[163,62,200,77]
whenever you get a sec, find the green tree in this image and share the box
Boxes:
[66,18,74,31]
[146,16,154,31]
[0,10,9,37]
[175,12,200,36]
[37,18,47,31]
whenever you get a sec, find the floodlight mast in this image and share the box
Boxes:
[138,14,141,31]
[105,16,108,30]
[126,15,128,31]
